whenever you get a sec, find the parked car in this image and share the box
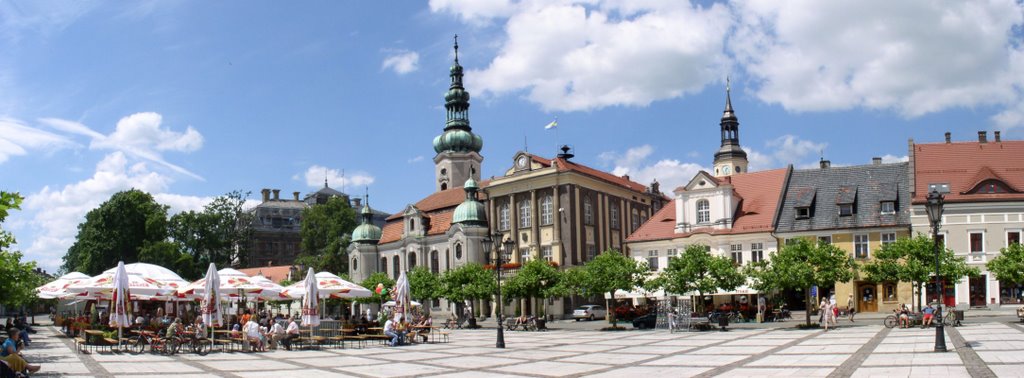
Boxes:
[573,305,607,321]
[632,313,657,329]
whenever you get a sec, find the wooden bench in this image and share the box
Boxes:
[74,337,87,353]
[438,332,450,343]
[365,334,392,345]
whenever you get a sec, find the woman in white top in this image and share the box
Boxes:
[819,298,831,331]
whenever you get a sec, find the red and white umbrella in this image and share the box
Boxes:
[36,272,90,299]
[180,268,286,300]
[283,272,372,299]
[201,263,223,330]
[300,268,320,327]
[109,261,131,347]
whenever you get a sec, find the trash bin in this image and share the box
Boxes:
[718,314,729,331]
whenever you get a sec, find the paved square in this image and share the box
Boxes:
[23,317,1024,377]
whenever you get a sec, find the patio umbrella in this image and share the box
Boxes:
[394,271,411,317]
[36,272,90,299]
[383,300,422,308]
[301,268,320,337]
[67,263,187,298]
[201,263,223,340]
[283,272,372,299]
[181,268,286,300]
[109,261,131,348]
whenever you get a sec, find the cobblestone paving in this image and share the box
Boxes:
[23,320,1024,377]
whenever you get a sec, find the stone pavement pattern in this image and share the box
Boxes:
[22,320,1024,377]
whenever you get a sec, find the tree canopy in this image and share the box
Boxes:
[571,250,648,325]
[408,266,442,304]
[357,272,394,304]
[987,243,1024,285]
[746,239,855,326]
[168,190,250,274]
[862,234,979,310]
[296,196,357,275]
[651,244,745,302]
[440,263,496,304]
[504,259,563,316]
[0,191,46,310]
[63,189,170,275]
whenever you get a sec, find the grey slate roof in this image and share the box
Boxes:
[776,162,911,233]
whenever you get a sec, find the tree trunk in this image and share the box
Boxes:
[916,281,923,312]
[804,288,812,326]
[607,291,617,326]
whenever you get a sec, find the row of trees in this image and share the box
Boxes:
[0,191,48,311]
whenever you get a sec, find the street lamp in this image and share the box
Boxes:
[483,231,511,348]
[925,189,947,353]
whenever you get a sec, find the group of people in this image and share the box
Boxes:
[227,310,303,351]
[894,303,938,328]
[382,313,432,347]
[2,314,41,376]
[819,294,858,331]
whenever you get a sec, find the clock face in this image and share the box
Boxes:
[517,156,528,169]
[723,166,731,175]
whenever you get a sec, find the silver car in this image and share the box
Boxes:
[573,305,606,321]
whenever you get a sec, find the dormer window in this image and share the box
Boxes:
[880,201,895,214]
[796,207,811,219]
[838,204,854,217]
[696,199,710,223]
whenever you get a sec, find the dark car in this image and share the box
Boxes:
[632,313,657,329]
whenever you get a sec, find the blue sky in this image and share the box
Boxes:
[2,0,1023,273]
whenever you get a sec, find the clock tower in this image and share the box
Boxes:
[712,78,748,177]
[432,35,483,192]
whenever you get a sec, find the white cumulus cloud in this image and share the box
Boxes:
[600,145,706,193]
[746,135,828,171]
[432,0,733,111]
[299,165,375,191]
[382,51,420,75]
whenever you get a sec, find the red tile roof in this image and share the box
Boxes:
[530,155,657,195]
[626,168,789,242]
[913,140,1024,204]
[238,266,294,284]
[379,181,490,244]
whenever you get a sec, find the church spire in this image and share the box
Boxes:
[712,77,748,177]
[433,34,482,155]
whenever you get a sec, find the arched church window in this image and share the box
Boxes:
[392,256,400,278]
[455,243,463,260]
[408,252,417,269]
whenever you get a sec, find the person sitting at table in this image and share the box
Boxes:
[242,318,262,352]
[415,315,432,342]
[268,321,285,350]
[2,329,40,375]
[384,314,404,347]
[165,318,184,341]
[514,314,528,328]
[282,316,300,351]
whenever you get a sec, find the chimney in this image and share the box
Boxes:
[293,191,300,201]
[622,174,630,181]
[872,157,882,165]
[649,179,660,194]
[352,197,362,208]
[261,188,270,203]
[272,189,280,200]
[820,159,831,169]
[995,131,1001,142]
[978,131,987,143]
[945,132,951,143]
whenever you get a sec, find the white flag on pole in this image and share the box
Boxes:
[544,118,558,129]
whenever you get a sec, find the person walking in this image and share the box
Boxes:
[819,298,831,331]
[847,294,856,322]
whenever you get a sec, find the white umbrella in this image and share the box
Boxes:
[36,272,90,299]
[201,263,223,340]
[67,263,187,298]
[180,268,286,300]
[109,261,131,348]
[283,272,372,299]
[301,268,320,331]
[394,271,411,317]
[383,300,422,308]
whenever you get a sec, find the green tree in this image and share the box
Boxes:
[650,244,745,313]
[296,196,358,274]
[440,263,497,312]
[63,189,169,275]
[357,272,395,304]
[987,243,1024,289]
[169,190,251,270]
[746,239,856,326]
[408,266,442,307]
[571,250,648,326]
[138,241,198,279]
[0,191,46,311]
[504,259,562,317]
[862,234,979,310]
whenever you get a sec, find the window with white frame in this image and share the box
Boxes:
[667,248,678,258]
[854,234,869,258]
[880,201,895,214]
[584,196,594,225]
[519,199,532,228]
[647,250,659,271]
[751,243,764,263]
[540,195,553,225]
[696,199,710,223]
[881,232,896,246]
[970,232,984,253]
[609,202,619,229]
[499,203,510,230]
[730,244,743,265]
[520,247,529,263]
[541,246,552,261]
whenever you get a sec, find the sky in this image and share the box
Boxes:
[3,0,1024,274]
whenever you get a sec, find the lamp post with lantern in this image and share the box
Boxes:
[483,231,512,348]
[925,189,947,352]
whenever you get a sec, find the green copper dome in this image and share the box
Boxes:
[434,128,483,154]
[434,35,483,155]
[452,178,487,227]
[352,202,381,243]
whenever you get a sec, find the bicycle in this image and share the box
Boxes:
[176,328,210,355]
[130,330,178,355]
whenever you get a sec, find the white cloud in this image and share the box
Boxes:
[432,1,733,111]
[407,155,425,163]
[600,145,706,193]
[0,118,77,163]
[40,112,204,180]
[300,165,375,191]
[745,135,828,171]
[880,154,909,163]
[730,0,1024,118]
[381,51,420,75]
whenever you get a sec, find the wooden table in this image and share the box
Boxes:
[411,325,441,343]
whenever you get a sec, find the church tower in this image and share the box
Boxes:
[432,35,483,192]
[713,78,748,177]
